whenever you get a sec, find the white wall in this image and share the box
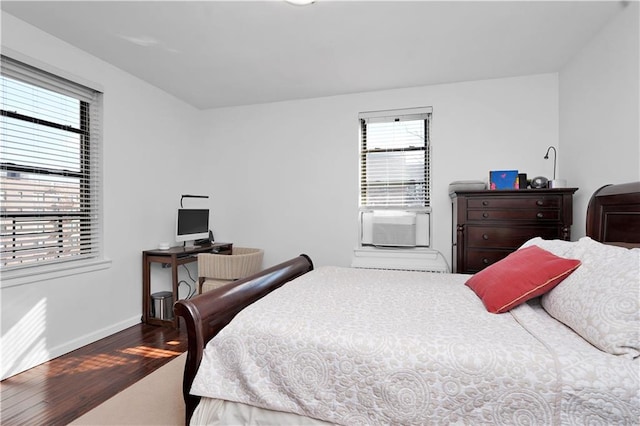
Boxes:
[201,1,640,270]
[560,1,640,237]
[198,73,560,270]
[1,13,204,379]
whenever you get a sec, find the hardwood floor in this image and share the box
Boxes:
[1,322,187,425]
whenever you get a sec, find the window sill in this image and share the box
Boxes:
[0,258,112,289]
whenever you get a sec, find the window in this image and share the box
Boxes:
[359,107,431,208]
[358,107,432,248]
[1,55,102,272]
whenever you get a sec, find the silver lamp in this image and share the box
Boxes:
[544,146,566,188]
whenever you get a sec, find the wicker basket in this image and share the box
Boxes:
[198,247,264,293]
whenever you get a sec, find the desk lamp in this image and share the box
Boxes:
[544,146,566,188]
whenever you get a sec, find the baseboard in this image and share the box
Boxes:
[2,315,140,380]
[50,315,142,358]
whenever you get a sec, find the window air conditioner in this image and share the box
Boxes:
[361,210,429,248]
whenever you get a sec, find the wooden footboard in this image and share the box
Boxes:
[174,254,314,424]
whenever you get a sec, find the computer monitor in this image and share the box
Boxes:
[175,208,209,245]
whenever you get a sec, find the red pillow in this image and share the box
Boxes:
[465,245,581,314]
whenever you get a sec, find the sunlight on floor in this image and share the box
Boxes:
[46,353,134,376]
[42,346,181,376]
[1,298,48,380]
[120,345,182,358]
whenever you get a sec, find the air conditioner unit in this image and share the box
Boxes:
[354,210,447,272]
[361,210,429,248]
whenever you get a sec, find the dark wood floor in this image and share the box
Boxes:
[1,322,187,426]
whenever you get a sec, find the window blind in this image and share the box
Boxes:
[1,55,103,271]
[359,107,431,208]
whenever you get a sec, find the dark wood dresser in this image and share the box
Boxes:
[450,188,578,274]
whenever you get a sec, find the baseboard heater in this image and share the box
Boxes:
[351,247,450,273]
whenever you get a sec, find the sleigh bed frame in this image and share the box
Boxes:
[174,253,314,422]
[174,181,640,424]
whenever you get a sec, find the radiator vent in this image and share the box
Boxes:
[351,247,450,273]
[361,266,448,273]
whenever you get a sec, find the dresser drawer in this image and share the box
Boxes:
[467,195,562,209]
[466,225,561,249]
[465,249,511,272]
[467,209,560,222]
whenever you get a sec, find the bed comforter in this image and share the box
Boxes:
[190,266,639,425]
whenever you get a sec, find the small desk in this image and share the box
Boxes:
[142,242,232,327]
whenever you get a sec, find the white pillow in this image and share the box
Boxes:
[520,237,577,258]
[539,237,640,358]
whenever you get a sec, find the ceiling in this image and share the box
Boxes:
[1,1,625,110]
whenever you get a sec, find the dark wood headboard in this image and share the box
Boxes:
[586,181,640,246]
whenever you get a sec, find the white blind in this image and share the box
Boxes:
[1,55,103,271]
[359,107,431,208]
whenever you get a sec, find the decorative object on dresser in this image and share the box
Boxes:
[530,176,549,188]
[489,169,519,190]
[450,188,577,273]
[448,180,486,193]
[517,173,528,189]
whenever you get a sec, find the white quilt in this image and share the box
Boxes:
[190,266,639,425]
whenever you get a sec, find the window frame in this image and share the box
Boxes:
[359,107,432,210]
[0,54,108,284]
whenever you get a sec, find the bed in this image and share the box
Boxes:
[175,182,640,425]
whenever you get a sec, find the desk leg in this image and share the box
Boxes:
[171,258,179,328]
[142,253,150,324]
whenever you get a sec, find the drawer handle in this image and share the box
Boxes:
[536,212,544,219]
[536,200,544,206]
[483,258,489,264]
[482,212,489,218]
[482,234,489,240]
[482,201,489,206]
